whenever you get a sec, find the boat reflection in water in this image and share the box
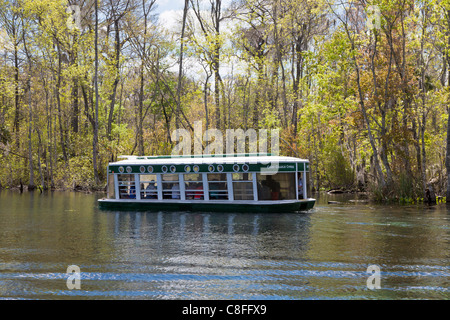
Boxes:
[108,210,313,261]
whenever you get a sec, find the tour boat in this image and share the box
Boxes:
[98,154,315,213]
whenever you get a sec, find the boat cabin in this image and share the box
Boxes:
[99,154,315,212]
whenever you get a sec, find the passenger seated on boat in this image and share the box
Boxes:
[218,182,228,199]
[145,182,157,199]
[171,183,180,199]
[194,183,204,200]
[185,190,194,199]
[162,183,170,199]
[185,182,196,199]
[185,188,193,199]
[129,185,136,199]
[266,176,280,200]
[209,181,219,199]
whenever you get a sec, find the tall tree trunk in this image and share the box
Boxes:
[253,62,263,129]
[204,72,211,133]
[71,78,79,134]
[55,47,68,162]
[43,78,52,189]
[446,66,450,201]
[271,0,287,122]
[191,0,222,130]
[27,76,34,189]
[13,41,20,148]
[107,19,121,140]
[22,21,34,190]
[71,34,79,134]
[176,0,189,133]
[137,61,145,155]
[292,38,303,137]
[93,0,100,185]
[350,39,385,188]
[446,10,450,202]
[136,0,151,156]
[214,33,221,130]
[446,97,450,201]
[213,0,222,129]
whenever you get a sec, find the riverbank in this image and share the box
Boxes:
[320,188,445,205]
[1,183,107,194]
[1,185,445,206]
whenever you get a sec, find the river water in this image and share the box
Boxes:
[0,190,448,300]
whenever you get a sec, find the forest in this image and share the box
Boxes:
[1,0,450,203]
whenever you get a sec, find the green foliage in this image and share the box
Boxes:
[0,124,11,145]
[322,139,355,190]
[395,172,418,202]
[53,156,95,190]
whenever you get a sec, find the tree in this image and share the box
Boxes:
[93,0,99,184]
[191,0,229,129]
[0,0,24,148]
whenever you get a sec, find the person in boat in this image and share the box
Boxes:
[266,175,280,200]
[185,186,193,200]
[186,182,196,199]
[146,181,157,199]
[219,182,228,199]
[298,174,304,199]
[163,183,170,199]
[171,183,180,199]
[129,185,136,199]
[209,180,219,199]
[194,183,204,200]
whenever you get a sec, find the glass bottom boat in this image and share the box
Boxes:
[98,154,316,213]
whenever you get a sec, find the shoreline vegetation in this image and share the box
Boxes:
[325,189,444,205]
[1,184,444,206]
[1,0,450,205]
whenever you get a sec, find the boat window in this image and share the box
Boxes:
[184,174,203,200]
[207,173,228,200]
[140,174,157,199]
[257,172,296,200]
[107,173,115,199]
[162,174,180,200]
[232,173,253,200]
[118,174,136,199]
